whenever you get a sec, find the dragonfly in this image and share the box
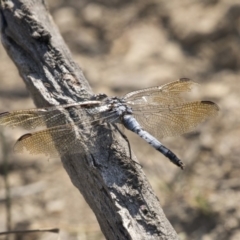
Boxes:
[0,78,219,169]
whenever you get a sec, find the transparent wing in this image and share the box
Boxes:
[131,101,219,139]
[0,100,120,157]
[0,101,100,130]
[124,78,198,105]
[13,124,86,158]
[7,104,120,158]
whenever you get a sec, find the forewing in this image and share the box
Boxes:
[124,78,198,105]
[132,101,219,139]
[0,101,100,130]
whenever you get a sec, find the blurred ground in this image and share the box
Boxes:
[0,0,240,239]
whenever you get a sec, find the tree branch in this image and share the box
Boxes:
[0,0,179,239]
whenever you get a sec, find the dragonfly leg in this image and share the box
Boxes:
[113,124,132,159]
[112,124,142,168]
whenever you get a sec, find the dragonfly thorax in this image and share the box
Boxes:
[107,97,133,117]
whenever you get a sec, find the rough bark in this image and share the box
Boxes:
[0,0,179,239]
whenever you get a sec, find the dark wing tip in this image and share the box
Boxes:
[17,133,32,141]
[179,77,191,82]
[201,101,220,111]
[0,111,9,117]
